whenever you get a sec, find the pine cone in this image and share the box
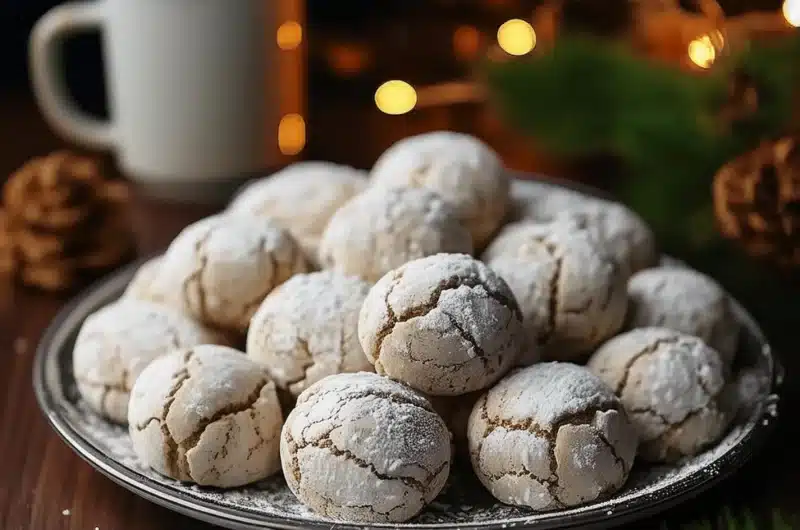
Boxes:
[3,151,135,291]
[713,137,800,267]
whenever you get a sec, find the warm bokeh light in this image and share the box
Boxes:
[278,114,305,155]
[453,25,481,61]
[276,21,303,50]
[375,80,417,115]
[497,19,536,56]
[783,0,800,27]
[688,35,716,69]
[327,43,370,76]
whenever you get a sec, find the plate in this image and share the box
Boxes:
[33,181,782,530]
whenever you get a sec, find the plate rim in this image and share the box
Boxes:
[32,179,783,530]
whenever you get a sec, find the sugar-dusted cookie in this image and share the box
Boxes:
[281,372,451,522]
[468,362,637,511]
[588,328,732,462]
[128,345,283,487]
[73,299,224,423]
[482,218,627,363]
[510,179,657,275]
[627,267,740,367]
[358,253,524,395]
[318,188,472,283]
[371,131,508,249]
[247,271,373,397]
[159,214,308,331]
[228,162,367,262]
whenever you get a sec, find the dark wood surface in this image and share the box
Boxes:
[0,91,798,530]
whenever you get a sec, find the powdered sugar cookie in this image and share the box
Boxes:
[371,131,508,249]
[281,372,451,522]
[358,253,524,395]
[468,362,637,511]
[72,299,224,424]
[627,267,740,367]
[228,162,367,262]
[482,219,627,363]
[318,187,473,283]
[160,214,308,331]
[247,271,373,397]
[511,180,657,275]
[588,328,732,462]
[128,345,283,488]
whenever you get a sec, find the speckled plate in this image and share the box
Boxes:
[34,179,782,530]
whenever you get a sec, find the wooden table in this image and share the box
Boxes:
[1,91,798,530]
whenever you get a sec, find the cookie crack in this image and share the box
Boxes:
[614,336,680,395]
[305,435,430,494]
[595,429,628,475]
[477,396,619,506]
[179,378,270,464]
[533,239,562,347]
[182,229,215,323]
[284,336,317,390]
[158,348,196,477]
[441,309,488,368]
[372,276,519,362]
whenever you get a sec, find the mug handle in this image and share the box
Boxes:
[29,1,115,149]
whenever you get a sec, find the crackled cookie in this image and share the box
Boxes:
[626,267,740,367]
[159,214,308,331]
[468,362,637,511]
[370,131,508,249]
[281,372,451,522]
[123,256,173,303]
[228,162,367,261]
[358,253,524,395]
[318,187,473,283]
[73,299,224,424]
[247,271,373,397]
[128,345,283,487]
[588,328,732,462]
[511,181,657,275]
[482,219,627,363]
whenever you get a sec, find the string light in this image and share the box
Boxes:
[688,35,716,69]
[375,80,417,115]
[783,0,800,27]
[497,19,536,56]
[278,114,305,155]
[277,21,303,50]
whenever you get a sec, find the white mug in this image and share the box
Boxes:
[29,0,304,198]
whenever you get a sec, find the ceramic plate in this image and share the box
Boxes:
[34,181,782,530]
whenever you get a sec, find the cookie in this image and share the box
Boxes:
[318,187,473,283]
[482,218,628,363]
[587,328,732,462]
[371,131,508,249]
[73,299,225,423]
[511,180,657,275]
[247,271,373,397]
[159,214,309,331]
[468,362,637,511]
[228,162,367,262]
[358,253,524,396]
[129,345,283,487]
[626,267,740,367]
[280,372,451,522]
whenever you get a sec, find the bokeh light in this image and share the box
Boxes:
[497,19,536,56]
[277,21,303,50]
[688,35,716,69]
[783,0,800,27]
[278,114,305,155]
[375,80,417,115]
[453,25,481,61]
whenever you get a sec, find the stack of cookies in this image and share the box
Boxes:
[2,151,135,291]
[70,131,745,525]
